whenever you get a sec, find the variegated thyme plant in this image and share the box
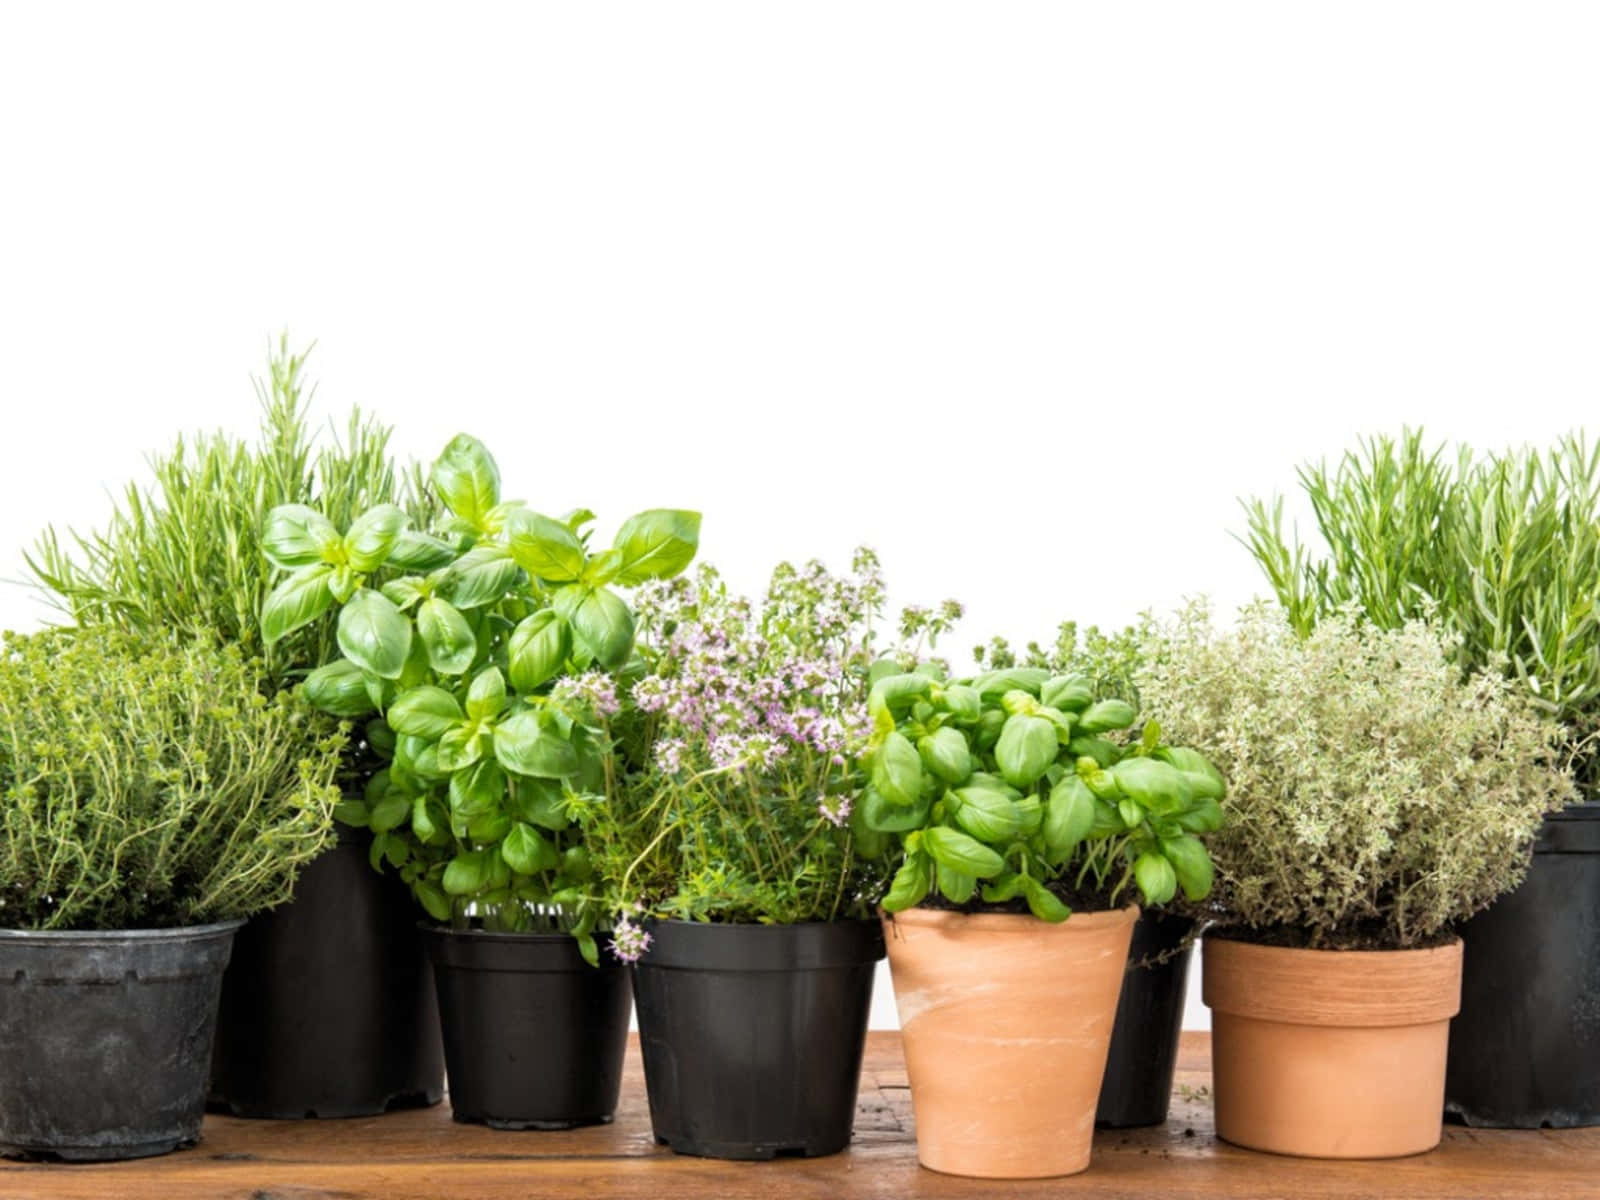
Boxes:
[1135,599,1577,949]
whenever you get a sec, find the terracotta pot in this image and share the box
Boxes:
[1203,935,1463,1159]
[883,905,1137,1179]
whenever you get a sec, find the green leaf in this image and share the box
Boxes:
[388,530,459,572]
[1020,875,1072,922]
[442,849,493,896]
[1162,835,1215,901]
[949,786,1022,842]
[381,576,426,610]
[412,794,450,844]
[304,659,376,717]
[868,674,933,723]
[414,880,453,923]
[1176,796,1225,834]
[559,585,636,669]
[506,508,588,582]
[1077,698,1138,735]
[418,596,477,675]
[937,867,977,904]
[871,731,925,807]
[449,757,505,817]
[860,786,931,833]
[1040,675,1094,713]
[466,667,508,720]
[1156,746,1228,801]
[387,685,464,738]
[882,853,932,911]
[923,826,1006,878]
[432,434,501,528]
[501,822,559,875]
[994,714,1057,788]
[508,777,571,830]
[344,504,408,571]
[508,610,570,692]
[262,504,341,568]
[262,564,335,644]
[940,684,982,723]
[446,544,524,609]
[1134,852,1179,906]
[612,509,702,584]
[1066,736,1118,768]
[980,871,1025,903]
[973,667,1050,698]
[918,727,972,785]
[333,798,370,826]
[1044,775,1096,860]
[337,588,414,679]
[1110,757,1193,811]
[1118,797,1145,829]
[494,711,581,778]
[436,724,486,771]
[369,789,409,833]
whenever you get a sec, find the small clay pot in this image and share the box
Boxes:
[1203,934,1463,1159]
[883,905,1137,1179]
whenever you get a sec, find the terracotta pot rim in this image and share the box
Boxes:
[1204,935,1462,1027]
[883,905,1138,934]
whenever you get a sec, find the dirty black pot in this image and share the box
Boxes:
[423,924,631,1130]
[1097,910,1197,1128]
[210,827,445,1118]
[0,921,242,1161]
[632,919,883,1160]
[1446,801,1600,1128]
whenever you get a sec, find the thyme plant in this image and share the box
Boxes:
[0,630,344,931]
[1242,430,1600,783]
[1136,600,1577,949]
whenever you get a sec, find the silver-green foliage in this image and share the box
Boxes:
[26,337,432,692]
[1136,600,1576,948]
[1242,430,1600,750]
[0,630,344,930]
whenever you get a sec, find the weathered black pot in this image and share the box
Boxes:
[1097,910,1197,1128]
[0,921,242,1160]
[633,919,883,1160]
[1446,801,1600,1128]
[423,925,631,1130]
[210,829,444,1118]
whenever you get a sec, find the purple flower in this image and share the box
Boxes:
[610,914,652,964]
[818,793,852,828]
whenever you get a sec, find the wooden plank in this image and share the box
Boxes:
[1,1033,1595,1199]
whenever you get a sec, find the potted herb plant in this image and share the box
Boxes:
[0,630,343,1160]
[28,339,445,1120]
[573,552,932,1160]
[976,620,1201,1129]
[862,652,1224,1179]
[1243,431,1600,1128]
[264,431,700,1131]
[1137,600,1576,1159]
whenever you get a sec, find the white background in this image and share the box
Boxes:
[1,3,1597,1031]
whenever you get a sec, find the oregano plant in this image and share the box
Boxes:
[261,432,699,963]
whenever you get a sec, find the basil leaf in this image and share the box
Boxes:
[938,867,977,905]
[949,786,1022,842]
[344,504,408,572]
[1156,746,1228,801]
[387,685,464,739]
[1162,834,1215,901]
[1020,875,1072,922]
[1134,851,1179,906]
[871,731,925,807]
[508,610,571,692]
[881,853,932,912]
[922,826,1006,878]
[337,588,414,680]
[611,509,702,584]
[918,727,972,785]
[860,786,931,833]
[1043,775,1096,860]
[493,711,581,779]
[506,509,587,582]
[262,504,340,568]
[418,596,477,676]
[995,714,1057,788]
[449,757,505,817]
[431,434,501,528]
[1110,756,1194,812]
[445,544,524,609]
[1077,698,1138,735]
[560,585,635,670]
[388,530,458,572]
[466,667,508,721]
[442,848,493,896]
[501,822,559,875]
[436,724,485,772]
[1041,675,1094,713]
[262,564,334,644]
[303,658,375,717]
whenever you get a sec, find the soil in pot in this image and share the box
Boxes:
[423,925,631,1130]
[0,921,242,1161]
[210,829,445,1118]
[632,919,883,1160]
[1203,932,1462,1158]
[1097,910,1196,1128]
[1446,801,1600,1128]
[884,905,1137,1179]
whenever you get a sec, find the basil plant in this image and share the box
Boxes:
[261,433,700,963]
[860,665,1225,921]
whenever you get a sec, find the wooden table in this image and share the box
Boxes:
[1,1033,1595,1198]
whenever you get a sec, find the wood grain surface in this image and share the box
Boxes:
[1,1033,1595,1199]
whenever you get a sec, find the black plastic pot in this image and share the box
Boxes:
[0,921,242,1161]
[1446,801,1600,1128]
[1097,910,1197,1128]
[423,925,631,1129]
[210,828,445,1118]
[632,919,883,1160]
